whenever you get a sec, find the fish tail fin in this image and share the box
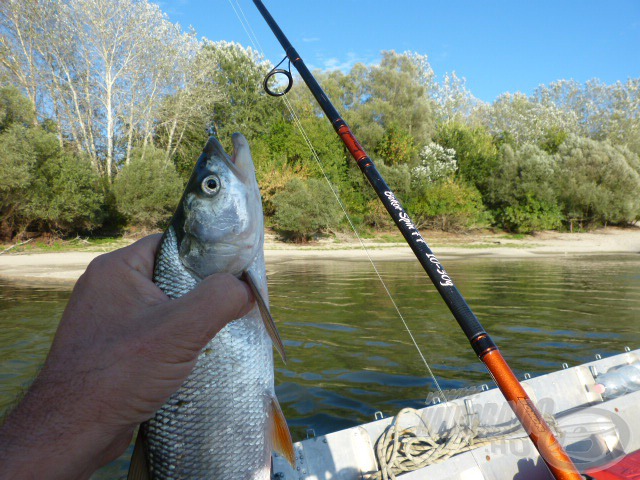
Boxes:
[269,395,295,468]
[127,426,151,480]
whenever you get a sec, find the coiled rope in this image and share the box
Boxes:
[370,407,561,480]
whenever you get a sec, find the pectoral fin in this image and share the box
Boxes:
[242,270,287,363]
[127,427,150,480]
[269,395,295,468]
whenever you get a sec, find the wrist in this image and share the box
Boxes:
[0,376,129,480]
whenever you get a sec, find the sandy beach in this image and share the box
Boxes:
[0,227,638,285]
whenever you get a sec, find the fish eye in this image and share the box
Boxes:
[201,175,221,196]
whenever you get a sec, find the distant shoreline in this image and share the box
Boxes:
[0,227,638,285]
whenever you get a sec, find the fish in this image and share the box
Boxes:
[127,133,294,479]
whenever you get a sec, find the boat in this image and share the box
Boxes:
[272,348,640,479]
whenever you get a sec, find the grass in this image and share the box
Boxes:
[1,236,131,254]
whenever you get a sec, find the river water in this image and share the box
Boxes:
[1,253,639,478]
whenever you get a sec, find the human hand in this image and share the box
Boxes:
[0,234,254,480]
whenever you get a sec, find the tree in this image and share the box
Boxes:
[478,92,579,146]
[534,78,640,154]
[433,72,481,124]
[0,125,37,238]
[374,123,417,165]
[434,122,499,197]
[489,144,562,233]
[0,85,36,131]
[346,51,437,158]
[0,122,105,238]
[0,0,201,178]
[156,41,274,179]
[0,0,43,124]
[555,135,640,229]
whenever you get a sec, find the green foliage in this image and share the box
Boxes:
[271,178,343,241]
[204,42,278,143]
[363,162,412,228]
[2,26,638,240]
[434,122,499,195]
[0,125,37,237]
[113,147,183,229]
[344,51,436,158]
[489,144,563,233]
[554,135,640,228]
[0,124,104,238]
[500,198,563,233]
[406,180,489,231]
[374,124,417,165]
[29,151,105,234]
[539,127,569,154]
[0,86,35,131]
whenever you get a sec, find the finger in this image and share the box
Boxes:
[154,273,255,350]
[115,234,163,278]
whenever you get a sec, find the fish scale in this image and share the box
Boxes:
[128,134,291,480]
[144,228,273,479]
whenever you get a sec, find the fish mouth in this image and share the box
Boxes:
[203,134,248,178]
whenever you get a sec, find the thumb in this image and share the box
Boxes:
[154,273,255,353]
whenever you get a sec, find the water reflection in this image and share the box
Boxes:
[0,254,638,479]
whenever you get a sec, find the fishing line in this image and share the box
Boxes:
[229,4,494,478]
[228,0,450,404]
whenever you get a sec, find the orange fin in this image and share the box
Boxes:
[127,427,150,480]
[269,395,295,468]
[242,270,287,363]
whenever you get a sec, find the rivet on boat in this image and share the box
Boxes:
[562,363,569,369]
[595,353,602,360]
[524,373,531,380]
[375,411,384,420]
[481,384,489,391]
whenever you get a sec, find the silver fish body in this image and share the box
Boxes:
[133,134,287,479]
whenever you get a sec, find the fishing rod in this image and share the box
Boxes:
[252,2,582,479]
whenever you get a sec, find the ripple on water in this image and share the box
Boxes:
[1,255,639,478]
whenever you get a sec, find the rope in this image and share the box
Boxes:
[369,408,561,480]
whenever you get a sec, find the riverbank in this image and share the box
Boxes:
[0,227,638,285]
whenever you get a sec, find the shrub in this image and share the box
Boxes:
[113,147,184,229]
[406,179,489,231]
[271,177,342,241]
[0,124,103,238]
[29,151,105,234]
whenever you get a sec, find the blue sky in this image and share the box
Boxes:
[162,0,640,103]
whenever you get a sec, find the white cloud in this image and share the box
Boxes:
[313,51,377,73]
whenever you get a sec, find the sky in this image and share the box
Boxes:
[160,0,640,103]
